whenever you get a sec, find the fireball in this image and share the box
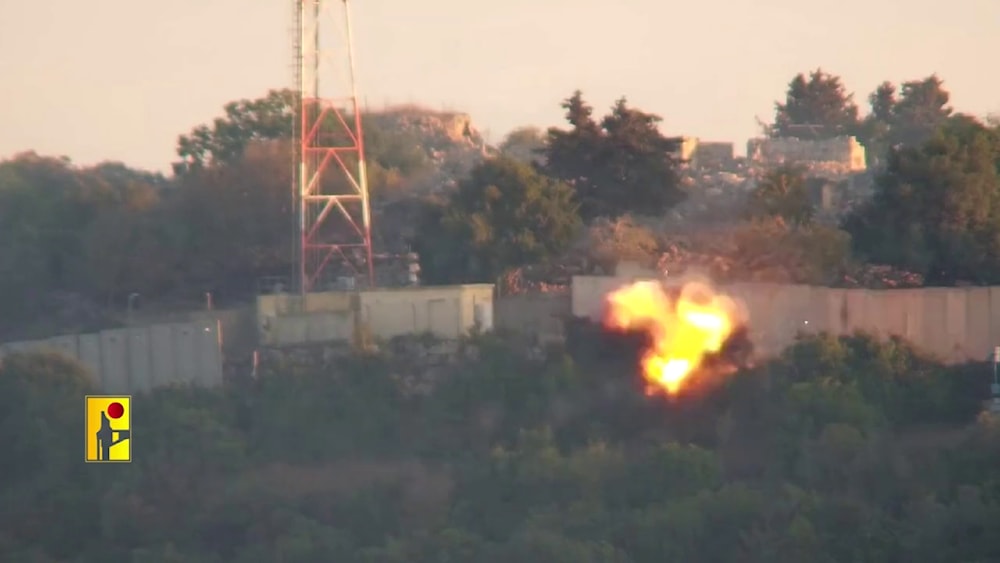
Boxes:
[603,280,744,396]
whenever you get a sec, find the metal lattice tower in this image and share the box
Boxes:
[292,0,373,295]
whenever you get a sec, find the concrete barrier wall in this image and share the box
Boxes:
[570,276,1000,364]
[257,284,495,346]
[13,279,997,388]
[495,293,572,343]
[0,320,223,393]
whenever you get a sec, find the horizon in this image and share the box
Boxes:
[1,0,997,174]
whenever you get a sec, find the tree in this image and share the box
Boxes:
[843,118,1000,284]
[868,82,896,125]
[0,352,100,558]
[581,216,661,273]
[748,165,815,225]
[544,91,602,192]
[80,195,164,303]
[168,139,294,296]
[857,82,897,165]
[772,69,860,139]
[0,153,164,333]
[888,75,953,147]
[173,91,448,201]
[173,89,296,174]
[414,157,581,284]
[499,126,546,164]
[859,75,955,165]
[544,91,684,220]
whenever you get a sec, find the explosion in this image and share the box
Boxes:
[602,279,747,396]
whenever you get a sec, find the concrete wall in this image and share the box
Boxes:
[0,320,224,393]
[257,291,357,346]
[495,293,572,344]
[676,137,735,169]
[256,284,495,346]
[678,137,699,161]
[747,136,866,171]
[126,306,256,359]
[570,275,1000,364]
[360,284,494,339]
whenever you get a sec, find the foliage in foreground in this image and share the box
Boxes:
[2,331,999,562]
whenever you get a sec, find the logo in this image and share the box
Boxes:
[85,395,131,463]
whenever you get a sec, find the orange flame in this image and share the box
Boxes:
[603,280,744,396]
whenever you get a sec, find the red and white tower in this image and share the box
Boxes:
[293,0,373,294]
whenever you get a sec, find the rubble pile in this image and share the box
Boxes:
[499,265,573,295]
[839,264,924,289]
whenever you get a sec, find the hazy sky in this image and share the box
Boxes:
[1,0,997,173]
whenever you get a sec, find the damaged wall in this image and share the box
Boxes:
[747,136,866,171]
[677,137,735,169]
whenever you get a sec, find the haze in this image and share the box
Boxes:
[1,0,997,173]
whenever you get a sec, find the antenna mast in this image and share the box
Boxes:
[293,0,374,295]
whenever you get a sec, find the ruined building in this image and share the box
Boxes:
[746,136,867,173]
[677,137,736,169]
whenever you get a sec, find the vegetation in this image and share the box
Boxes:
[543,92,685,220]
[770,69,860,139]
[497,126,546,164]
[0,93,463,338]
[769,69,958,166]
[758,70,1000,285]
[2,332,999,561]
[747,164,815,226]
[843,119,1000,284]
[3,73,997,338]
[414,157,581,284]
[4,67,1000,562]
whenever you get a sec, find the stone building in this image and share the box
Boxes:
[676,137,736,169]
[746,136,866,172]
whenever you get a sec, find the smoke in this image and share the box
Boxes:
[701,324,755,375]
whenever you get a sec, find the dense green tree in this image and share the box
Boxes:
[414,156,581,283]
[889,75,953,146]
[843,117,1000,284]
[856,81,898,165]
[544,92,601,202]
[748,165,815,225]
[544,91,684,219]
[0,352,101,559]
[173,90,436,197]
[168,139,294,295]
[859,75,955,165]
[772,69,860,138]
[0,153,164,334]
[498,126,546,164]
[173,89,296,174]
[0,153,142,292]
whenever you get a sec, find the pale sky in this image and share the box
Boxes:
[1,0,997,174]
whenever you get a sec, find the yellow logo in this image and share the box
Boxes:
[85,395,132,463]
